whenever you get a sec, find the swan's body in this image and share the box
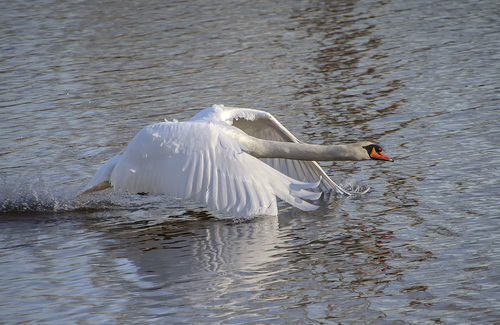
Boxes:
[83,104,393,217]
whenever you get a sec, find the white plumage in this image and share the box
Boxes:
[83,104,393,217]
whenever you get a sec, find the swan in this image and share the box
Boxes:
[82,104,393,217]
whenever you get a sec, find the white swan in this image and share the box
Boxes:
[83,104,393,217]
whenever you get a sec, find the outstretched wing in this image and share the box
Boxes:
[88,121,321,217]
[191,104,349,195]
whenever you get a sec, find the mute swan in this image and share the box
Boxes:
[83,104,393,217]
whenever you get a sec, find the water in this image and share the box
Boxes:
[1,0,499,323]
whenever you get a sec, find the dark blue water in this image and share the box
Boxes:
[1,0,499,323]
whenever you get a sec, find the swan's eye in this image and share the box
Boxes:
[363,144,381,151]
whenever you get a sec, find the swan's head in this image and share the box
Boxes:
[361,143,394,162]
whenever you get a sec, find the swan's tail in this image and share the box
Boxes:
[78,154,121,195]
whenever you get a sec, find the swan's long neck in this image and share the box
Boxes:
[233,132,367,161]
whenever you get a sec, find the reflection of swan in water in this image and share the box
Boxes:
[95,200,387,307]
[83,104,393,217]
[101,205,342,288]
[135,216,285,283]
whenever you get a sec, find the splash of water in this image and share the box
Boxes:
[341,178,371,195]
[0,177,116,214]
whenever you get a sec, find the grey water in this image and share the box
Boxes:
[1,0,499,323]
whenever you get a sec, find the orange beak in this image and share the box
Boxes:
[369,147,394,162]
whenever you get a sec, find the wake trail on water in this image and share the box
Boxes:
[0,177,118,214]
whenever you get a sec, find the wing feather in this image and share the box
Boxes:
[217,169,228,211]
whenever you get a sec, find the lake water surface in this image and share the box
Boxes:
[1,0,500,323]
